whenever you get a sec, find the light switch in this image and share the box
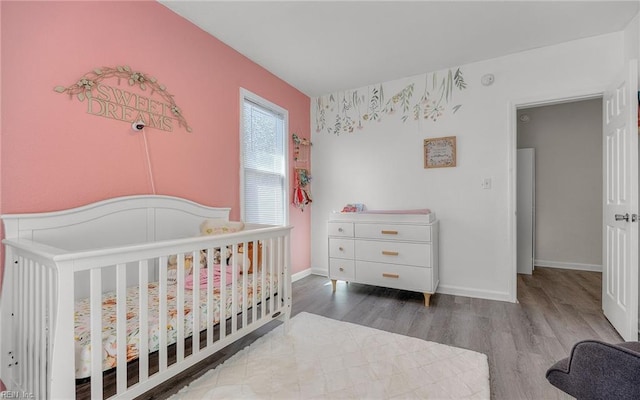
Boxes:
[482,178,492,189]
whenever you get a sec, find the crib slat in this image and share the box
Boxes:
[32,260,40,394]
[220,246,227,340]
[277,236,283,313]
[14,256,23,390]
[23,258,30,390]
[13,257,18,388]
[139,260,149,382]
[231,244,237,334]
[277,237,281,311]
[27,259,35,393]
[269,238,275,314]
[42,266,51,399]
[158,256,168,372]
[24,260,30,391]
[18,257,25,390]
[90,268,103,400]
[261,244,267,318]
[192,250,200,356]
[34,261,42,397]
[284,232,292,329]
[16,257,23,389]
[21,258,28,389]
[206,249,214,346]
[116,263,127,394]
[10,256,18,387]
[252,241,258,324]
[24,259,30,393]
[38,265,51,398]
[51,266,76,399]
[33,261,42,398]
[241,241,248,329]
[176,253,185,363]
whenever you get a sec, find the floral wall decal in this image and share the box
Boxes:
[54,65,192,133]
[314,67,467,135]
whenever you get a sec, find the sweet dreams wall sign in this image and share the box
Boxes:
[54,65,192,133]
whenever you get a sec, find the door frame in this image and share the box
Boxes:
[507,87,605,303]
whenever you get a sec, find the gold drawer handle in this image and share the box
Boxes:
[339,247,344,251]
[381,230,398,235]
[339,267,344,272]
[383,273,399,278]
[382,251,399,256]
[338,228,344,232]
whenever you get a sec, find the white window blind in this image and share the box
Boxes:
[241,96,287,226]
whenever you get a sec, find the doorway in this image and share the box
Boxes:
[516,98,603,282]
[509,92,604,303]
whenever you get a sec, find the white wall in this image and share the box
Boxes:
[623,12,639,74]
[310,32,625,302]
[517,99,603,271]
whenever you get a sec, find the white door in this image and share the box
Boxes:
[602,59,638,341]
[517,148,535,275]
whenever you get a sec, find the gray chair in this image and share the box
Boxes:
[546,339,640,399]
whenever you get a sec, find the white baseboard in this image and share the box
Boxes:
[534,259,602,272]
[436,284,513,303]
[305,269,513,303]
[310,267,328,277]
[292,268,313,282]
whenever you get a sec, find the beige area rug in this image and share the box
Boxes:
[169,312,490,399]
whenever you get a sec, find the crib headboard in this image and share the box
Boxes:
[2,195,231,251]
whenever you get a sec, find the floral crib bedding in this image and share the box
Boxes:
[74,268,275,379]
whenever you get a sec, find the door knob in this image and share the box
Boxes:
[615,213,630,222]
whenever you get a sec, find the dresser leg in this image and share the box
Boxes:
[331,279,337,292]
[423,293,432,307]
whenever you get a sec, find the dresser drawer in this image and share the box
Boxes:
[329,238,354,259]
[355,240,430,267]
[329,258,355,281]
[355,223,431,242]
[328,222,354,237]
[356,261,433,293]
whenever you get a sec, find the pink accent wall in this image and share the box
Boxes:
[0,1,311,279]
[0,0,3,289]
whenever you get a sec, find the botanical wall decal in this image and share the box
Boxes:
[54,65,192,133]
[314,67,466,135]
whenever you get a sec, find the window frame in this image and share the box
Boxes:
[239,88,290,226]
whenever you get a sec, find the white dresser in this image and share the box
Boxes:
[328,211,439,306]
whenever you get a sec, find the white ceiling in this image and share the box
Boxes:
[160,1,639,97]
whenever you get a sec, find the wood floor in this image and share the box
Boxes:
[142,267,621,400]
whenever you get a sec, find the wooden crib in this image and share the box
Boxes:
[0,195,292,399]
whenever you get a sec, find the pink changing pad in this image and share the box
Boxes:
[361,209,431,215]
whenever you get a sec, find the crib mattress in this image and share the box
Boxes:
[74,271,274,379]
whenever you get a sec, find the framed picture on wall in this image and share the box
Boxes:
[424,136,457,168]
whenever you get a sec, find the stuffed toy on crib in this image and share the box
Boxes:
[199,219,263,274]
[234,241,263,274]
[166,250,207,284]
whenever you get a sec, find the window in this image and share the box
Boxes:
[240,89,288,226]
